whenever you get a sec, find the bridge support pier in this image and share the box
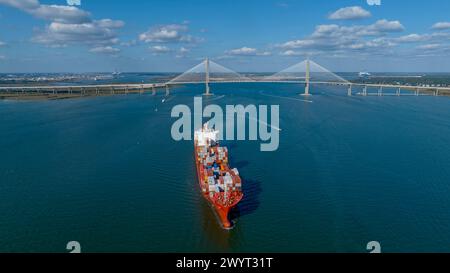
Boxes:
[152,86,156,96]
[378,86,383,96]
[303,82,310,96]
[166,85,170,96]
[396,88,401,96]
[363,85,368,96]
[347,84,352,96]
[205,82,211,96]
[436,89,439,96]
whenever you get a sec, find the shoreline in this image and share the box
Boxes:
[0,90,150,101]
[0,93,112,101]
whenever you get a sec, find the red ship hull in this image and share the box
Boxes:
[195,143,243,229]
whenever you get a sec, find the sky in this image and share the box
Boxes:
[1,0,450,73]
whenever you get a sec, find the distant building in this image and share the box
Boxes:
[359,72,371,78]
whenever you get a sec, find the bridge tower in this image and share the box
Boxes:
[204,57,212,96]
[301,58,311,96]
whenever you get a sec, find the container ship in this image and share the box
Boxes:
[194,124,243,229]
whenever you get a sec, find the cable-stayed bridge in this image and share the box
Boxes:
[1,58,449,97]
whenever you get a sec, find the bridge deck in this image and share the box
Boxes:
[0,80,449,93]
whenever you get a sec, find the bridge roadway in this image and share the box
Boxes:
[1,80,449,96]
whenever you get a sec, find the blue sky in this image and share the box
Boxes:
[1,0,450,72]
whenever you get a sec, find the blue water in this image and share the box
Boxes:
[1,83,450,253]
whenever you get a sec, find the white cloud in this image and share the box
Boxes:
[280,50,303,56]
[371,19,404,32]
[175,47,191,58]
[278,20,404,57]
[329,6,371,20]
[0,0,90,24]
[395,32,450,44]
[150,45,172,54]
[0,0,39,10]
[228,47,257,55]
[309,20,404,39]
[89,46,120,54]
[95,19,124,29]
[139,23,200,44]
[0,41,6,46]
[432,22,450,30]
[226,47,271,56]
[67,0,80,6]
[414,43,450,57]
[417,44,442,50]
[31,5,90,24]
[0,0,125,49]
[281,39,316,49]
[396,34,427,43]
[0,55,5,60]
[33,20,123,47]
[277,14,450,59]
[179,47,189,53]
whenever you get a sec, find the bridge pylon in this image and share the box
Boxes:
[301,58,311,96]
[203,57,213,96]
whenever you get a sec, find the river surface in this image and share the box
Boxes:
[1,82,450,253]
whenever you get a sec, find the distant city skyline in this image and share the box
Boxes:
[1,0,450,73]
